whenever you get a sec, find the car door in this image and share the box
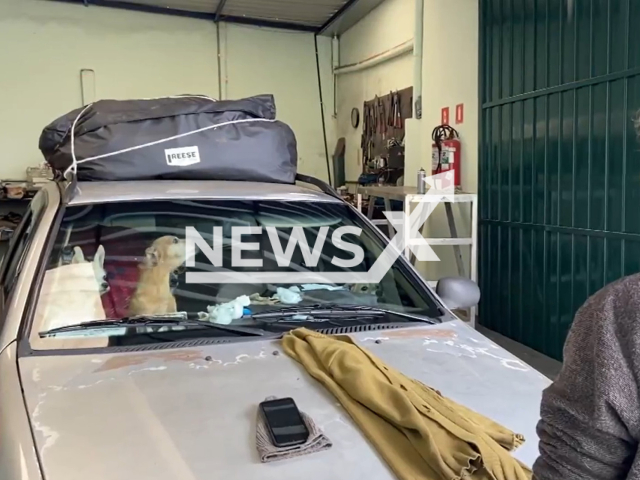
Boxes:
[0,190,50,480]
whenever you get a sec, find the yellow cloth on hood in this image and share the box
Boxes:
[282,328,531,480]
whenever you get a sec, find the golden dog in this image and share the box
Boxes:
[128,235,189,316]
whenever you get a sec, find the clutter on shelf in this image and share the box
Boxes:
[26,162,54,187]
[0,211,23,241]
[0,182,28,200]
[0,163,52,210]
[0,178,45,203]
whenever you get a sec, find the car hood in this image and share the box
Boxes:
[19,321,550,480]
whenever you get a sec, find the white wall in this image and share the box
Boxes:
[221,23,334,181]
[419,0,479,194]
[334,0,480,282]
[0,0,334,181]
[408,0,479,281]
[336,0,415,182]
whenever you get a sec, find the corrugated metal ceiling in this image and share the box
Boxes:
[101,0,221,13]
[52,0,385,34]
[222,0,345,27]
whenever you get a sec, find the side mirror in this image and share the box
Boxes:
[435,277,481,310]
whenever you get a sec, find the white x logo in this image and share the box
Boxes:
[186,171,457,284]
[383,170,457,262]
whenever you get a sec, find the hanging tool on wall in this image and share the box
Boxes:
[395,91,402,128]
[375,96,386,139]
[361,103,368,150]
[368,101,376,138]
[388,91,402,129]
[361,101,375,167]
[371,96,378,138]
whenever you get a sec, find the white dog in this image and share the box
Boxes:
[34,245,110,334]
[71,245,109,295]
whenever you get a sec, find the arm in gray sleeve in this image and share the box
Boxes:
[533,278,640,480]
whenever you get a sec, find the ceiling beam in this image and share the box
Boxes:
[218,14,317,32]
[213,0,228,22]
[317,0,361,34]
[49,0,319,32]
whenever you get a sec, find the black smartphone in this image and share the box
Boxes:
[259,397,310,447]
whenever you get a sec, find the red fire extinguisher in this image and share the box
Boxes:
[431,124,461,188]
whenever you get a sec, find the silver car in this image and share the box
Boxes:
[0,178,550,480]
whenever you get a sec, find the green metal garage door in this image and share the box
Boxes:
[479,0,640,360]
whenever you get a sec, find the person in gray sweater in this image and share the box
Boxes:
[533,274,640,478]
[533,113,640,479]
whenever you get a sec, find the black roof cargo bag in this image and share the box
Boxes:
[39,94,298,184]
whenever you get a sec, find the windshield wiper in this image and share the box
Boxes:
[247,304,436,324]
[39,313,269,337]
[250,304,379,317]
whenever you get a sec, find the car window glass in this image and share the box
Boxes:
[0,211,32,300]
[0,191,47,305]
[32,199,440,345]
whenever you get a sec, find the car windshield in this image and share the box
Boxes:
[31,199,441,346]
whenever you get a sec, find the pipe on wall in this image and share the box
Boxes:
[314,34,332,185]
[79,69,96,106]
[413,0,423,118]
[332,35,339,117]
[333,39,414,75]
[215,22,223,99]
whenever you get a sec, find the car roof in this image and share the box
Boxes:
[69,180,342,205]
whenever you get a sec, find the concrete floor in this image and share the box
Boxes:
[477,326,562,380]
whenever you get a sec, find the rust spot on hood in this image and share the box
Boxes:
[95,350,204,372]
[384,328,456,339]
